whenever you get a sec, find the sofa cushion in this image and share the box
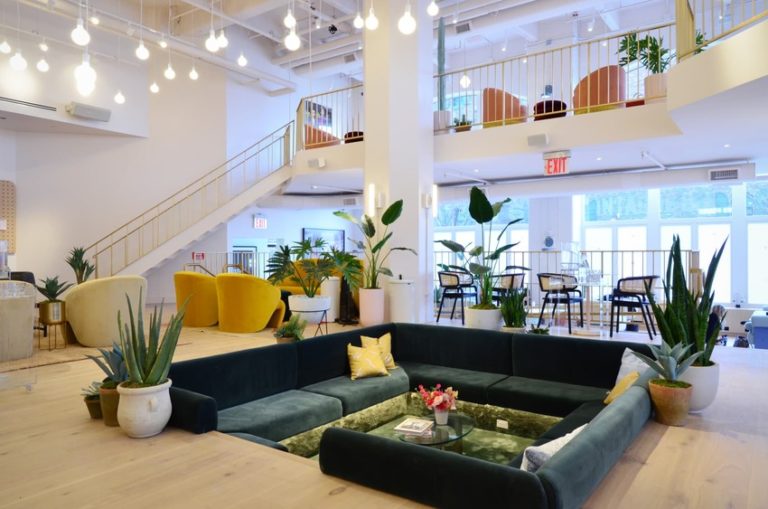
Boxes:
[487,376,608,417]
[540,400,606,441]
[510,334,651,389]
[295,324,394,387]
[361,332,396,369]
[348,343,389,380]
[301,368,410,414]
[217,389,342,441]
[399,361,509,404]
[394,323,512,374]
[521,424,587,473]
[169,344,298,410]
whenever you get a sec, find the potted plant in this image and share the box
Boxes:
[35,276,73,326]
[436,187,520,330]
[81,381,102,419]
[116,292,186,438]
[453,114,472,132]
[65,246,95,284]
[631,342,702,426]
[500,288,527,332]
[273,315,308,343]
[267,238,362,324]
[646,235,726,412]
[528,326,549,335]
[617,32,672,102]
[86,342,128,426]
[334,200,416,326]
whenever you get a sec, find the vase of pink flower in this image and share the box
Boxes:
[417,384,459,426]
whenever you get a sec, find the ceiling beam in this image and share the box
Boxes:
[272,33,362,65]
[511,24,537,42]
[175,0,283,42]
[599,10,620,31]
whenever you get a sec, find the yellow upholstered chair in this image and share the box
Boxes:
[173,271,218,327]
[573,65,627,115]
[216,273,285,333]
[65,275,147,347]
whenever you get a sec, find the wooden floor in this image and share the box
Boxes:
[1,320,767,508]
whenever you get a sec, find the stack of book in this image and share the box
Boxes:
[394,417,434,436]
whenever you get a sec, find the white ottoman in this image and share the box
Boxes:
[0,281,35,362]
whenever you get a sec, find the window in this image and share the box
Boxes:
[746,181,768,216]
[660,185,732,219]
[584,190,647,221]
[435,198,529,227]
[617,226,647,276]
[584,227,613,276]
[748,223,768,304]
[660,225,692,250]
[698,224,731,302]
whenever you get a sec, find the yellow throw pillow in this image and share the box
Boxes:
[348,343,390,380]
[604,371,640,404]
[361,332,397,370]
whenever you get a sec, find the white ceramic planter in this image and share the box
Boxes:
[679,363,719,413]
[288,295,331,324]
[117,379,172,438]
[644,72,668,103]
[501,326,527,334]
[359,288,385,327]
[466,308,502,330]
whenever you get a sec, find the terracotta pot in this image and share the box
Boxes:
[649,379,692,426]
[275,336,297,344]
[84,397,102,419]
[99,386,120,427]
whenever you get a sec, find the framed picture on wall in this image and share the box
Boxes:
[302,228,345,252]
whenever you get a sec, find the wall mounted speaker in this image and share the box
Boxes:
[527,133,549,147]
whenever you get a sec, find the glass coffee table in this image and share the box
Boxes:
[398,413,475,449]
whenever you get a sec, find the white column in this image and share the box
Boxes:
[363,0,434,322]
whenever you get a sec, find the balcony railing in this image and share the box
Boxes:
[681,0,768,58]
[297,84,365,150]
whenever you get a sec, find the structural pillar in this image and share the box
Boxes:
[363,0,434,322]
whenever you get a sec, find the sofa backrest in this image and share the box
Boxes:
[295,324,395,387]
[393,323,513,374]
[510,334,651,388]
[169,343,298,410]
[536,385,651,509]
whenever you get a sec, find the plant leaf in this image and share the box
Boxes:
[381,200,404,226]
[468,186,494,224]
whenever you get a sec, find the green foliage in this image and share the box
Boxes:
[528,326,549,335]
[334,200,416,289]
[86,342,128,389]
[118,291,186,387]
[273,315,309,341]
[646,235,726,366]
[65,246,95,284]
[617,33,672,74]
[631,342,702,381]
[80,381,102,399]
[435,186,520,308]
[266,239,363,297]
[35,276,73,302]
[694,30,706,55]
[453,114,471,127]
[500,288,527,328]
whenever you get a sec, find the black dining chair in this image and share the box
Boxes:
[436,271,478,325]
[536,273,583,334]
[609,276,658,341]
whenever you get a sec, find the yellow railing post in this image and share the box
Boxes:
[676,0,696,61]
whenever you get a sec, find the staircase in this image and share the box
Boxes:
[86,122,295,277]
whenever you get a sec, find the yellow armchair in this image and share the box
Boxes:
[216,273,285,333]
[173,271,218,327]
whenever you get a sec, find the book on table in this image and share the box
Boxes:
[394,418,434,435]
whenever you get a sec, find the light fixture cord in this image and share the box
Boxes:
[209,0,214,31]
[139,0,144,38]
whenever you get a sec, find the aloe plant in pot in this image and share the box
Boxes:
[86,342,128,426]
[436,187,521,330]
[334,200,416,326]
[646,235,726,412]
[35,276,73,326]
[65,246,95,284]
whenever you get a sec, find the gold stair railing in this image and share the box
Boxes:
[86,121,295,278]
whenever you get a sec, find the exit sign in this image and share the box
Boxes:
[543,150,571,176]
[252,216,268,229]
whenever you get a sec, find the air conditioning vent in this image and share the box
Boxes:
[342,197,360,207]
[709,168,739,181]
[455,22,472,34]
[343,53,357,64]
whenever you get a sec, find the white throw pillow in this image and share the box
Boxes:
[521,424,587,473]
[616,347,647,384]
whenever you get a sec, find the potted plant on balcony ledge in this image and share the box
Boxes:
[618,32,672,103]
[453,114,472,133]
[436,186,521,330]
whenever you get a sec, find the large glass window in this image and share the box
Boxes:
[617,226,647,276]
[746,181,768,216]
[584,227,614,276]
[698,224,731,302]
[584,190,648,221]
[748,223,768,304]
[660,185,732,219]
[660,225,692,250]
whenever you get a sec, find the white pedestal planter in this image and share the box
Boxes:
[320,277,340,323]
[644,73,667,103]
[359,288,385,326]
[388,280,416,323]
[288,295,331,324]
[679,363,719,412]
[117,379,172,438]
[465,308,502,330]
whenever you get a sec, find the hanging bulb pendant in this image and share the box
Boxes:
[71,18,91,46]
[205,29,220,52]
[427,0,439,17]
[217,29,229,48]
[114,90,126,104]
[283,8,296,29]
[189,66,199,80]
[398,4,416,35]
[353,12,364,29]
[135,40,150,60]
[365,6,379,30]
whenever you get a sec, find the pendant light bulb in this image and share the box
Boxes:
[217,29,228,48]
[283,8,296,29]
[89,16,100,25]
[135,40,150,60]
[284,27,301,51]
[150,81,159,93]
[237,52,248,67]
[427,0,439,17]
[353,12,364,29]
[189,66,199,80]
[205,29,219,52]
[71,18,91,46]
[39,40,49,52]
[158,38,168,49]
[36,58,49,72]
[9,51,27,71]
[164,64,176,80]
[398,4,416,35]
[459,73,471,89]
[365,6,379,30]
[74,53,97,96]
[114,90,126,104]
[0,39,10,54]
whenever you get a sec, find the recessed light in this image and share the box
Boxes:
[473,169,480,173]
[596,156,603,161]
[723,143,731,148]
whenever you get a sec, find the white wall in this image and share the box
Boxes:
[0,129,16,270]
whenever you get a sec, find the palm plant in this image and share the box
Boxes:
[86,342,128,389]
[274,315,308,341]
[647,235,726,366]
[266,239,363,297]
[500,288,527,328]
[617,33,672,74]
[436,187,520,309]
[65,246,95,284]
[334,200,416,289]
[35,276,73,302]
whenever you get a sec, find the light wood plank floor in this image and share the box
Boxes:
[2,320,766,508]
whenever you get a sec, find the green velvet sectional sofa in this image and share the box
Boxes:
[168,323,653,509]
